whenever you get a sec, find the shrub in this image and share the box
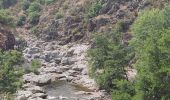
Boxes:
[0,50,23,93]
[55,12,64,19]
[28,2,41,13]
[45,0,55,5]
[30,60,41,74]
[21,0,30,11]
[130,6,170,99]
[88,22,133,93]
[28,12,40,25]
[86,0,104,18]
[0,9,13,25]
[16,15,26,26]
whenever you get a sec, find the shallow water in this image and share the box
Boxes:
[43,81,93,100]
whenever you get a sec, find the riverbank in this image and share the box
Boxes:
[15,31,111,100]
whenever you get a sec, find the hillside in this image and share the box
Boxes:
[0,0,170,100]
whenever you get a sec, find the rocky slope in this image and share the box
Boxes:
[15,31,111,100]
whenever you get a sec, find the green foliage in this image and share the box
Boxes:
[27,2,41,25]
[130,6,170,100]
[112,80,135,100]
[0,50,23,93]
[44,0,56,5]
[86,0,104,18]
[21,0,30,11]
[55,12,64,19]
[28,12,40,25]
[88,22,134,95]
[28,2,41,13]
[16,15,26,26]
[35,0,56,5]
[30,60,41,74]
[0,0,17,8]
[0,9,13,25]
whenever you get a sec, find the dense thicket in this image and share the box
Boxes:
[0,50,23,93]
[88,22,135,99]
[88,6,170,100]
[131,6,170,100]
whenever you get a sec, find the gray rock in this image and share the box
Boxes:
[61,57,76,65]
[16,95,27,100]
[26,86,45,93]
[66,49,74,57]
[32,53,40,59]
[54,58,62,64]
[72,66,83,72]
[39,67,62,74]
[27,47,40,54]
[16,90,33,99]
[23,73,51,86]
[32,93,47,99]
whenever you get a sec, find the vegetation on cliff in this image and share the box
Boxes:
[88,5,170,100]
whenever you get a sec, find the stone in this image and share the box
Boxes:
[54,58,62,64]
[39,67,62,74]
[66,49,74,57]
[61,57,76,65]
[32,93,47,99]
[72,66,83,72]
[27,47,40,54]
[26,86,45,93]
[15,95,27,100]
[16,90,33,98]
[32,53,40,59]
[23,73,51,86]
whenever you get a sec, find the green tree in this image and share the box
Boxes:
[88,22,134,98]
[131,6,170,100]
[86,0,104,18]
[27,2,41,13]
[0,50,23,93]
[0,9,13,25]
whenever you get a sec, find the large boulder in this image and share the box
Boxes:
[0,27,15,50]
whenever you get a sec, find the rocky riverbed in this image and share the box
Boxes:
[15,34,111,100]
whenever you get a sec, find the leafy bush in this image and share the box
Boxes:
[112,80,135,100]
[130,6,170,100]
[0,9,13,25]
[55,12,64,19]
[30,60,41,74]
[86,0,104,18]
[28,12,40,25]
[88,22,134,95]
[16,15,26,26]
[0,50,23,93]
[28,2,41,13]
[21,0,30,11]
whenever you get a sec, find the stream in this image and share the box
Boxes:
[43,81,94,100]
[15,32,111,100]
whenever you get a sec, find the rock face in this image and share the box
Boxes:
[0,26,15,50]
